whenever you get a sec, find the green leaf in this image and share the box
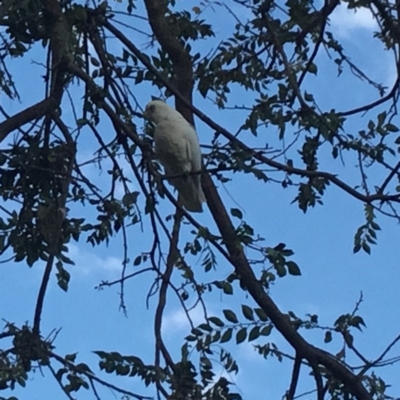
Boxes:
[254,308,269,322]
[260,325,273,336]
[248,326,260,342]
[324,331,332,343]
[377,111,386,125]
[304,92,314,102]
[104,361,115,373]
[230,208,243,219]
[386,123,399,132]
[286,261,301,276]
[198,323,212,332]
[307,63,318,74]
[116,364,130,376]
[56,262,70,292]
[368,120,375,130]
[236,327,247,344]
[370,221,381,230]
[191,328,202,337]
[353,243,361,253]
[223,282,233,295]
[209,316,225,327]
[123,192,139,206]
[65,353,77,362]
[76,118,88,126]
[362,242,371,254]
[212,331,221,343]
[90,57,100,67]
[16,376,26,387]
[350,315,366,330]
[275,263,286,277]
[241,305,254,321]
[93,351,108,359]
[223,309,238,323]
[310,314,318,324]
[220,328,233,343]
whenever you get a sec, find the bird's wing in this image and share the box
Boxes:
[184,124,206,204]
[154,117,205,212]
[154,120,189,172]
[185,125,202,173]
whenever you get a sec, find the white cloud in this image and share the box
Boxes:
[330,4,377,37]
[67,243,123,276]
[237,341,262,362]
[162,304,206,335]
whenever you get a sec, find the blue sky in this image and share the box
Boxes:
[1,0,400,399]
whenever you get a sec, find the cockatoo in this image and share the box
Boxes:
[144,100,206,212]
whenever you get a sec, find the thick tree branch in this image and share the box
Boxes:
[0,97,57,143]
[143,0,194,117]
[41,0,72,103]
[139,4,372,400]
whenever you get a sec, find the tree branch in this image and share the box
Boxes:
[32,116,75,336]
[102,19,400,206]
[0,97,57,143]
[287,354,301,400]
[137,3,372,400]
[143,0,194,117]
[49,351,152,400]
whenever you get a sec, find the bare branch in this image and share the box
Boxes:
[286,354,302,400]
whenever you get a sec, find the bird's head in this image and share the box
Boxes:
[144,100,169,124]
[144,100,181,124]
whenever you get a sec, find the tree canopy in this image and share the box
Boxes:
[1,0,400,399]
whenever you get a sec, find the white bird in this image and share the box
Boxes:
[144,100,206,212]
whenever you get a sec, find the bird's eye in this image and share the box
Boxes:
[149,105,155,112]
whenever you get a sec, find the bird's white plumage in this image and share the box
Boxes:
[144,100,206,212]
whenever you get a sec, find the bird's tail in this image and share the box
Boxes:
[177,175,206,213]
